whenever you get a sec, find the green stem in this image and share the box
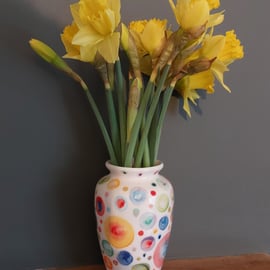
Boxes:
[141,111,150,168]
[105,87,120,164]
[143,139,150,167]
[134,65,171,167]
[151,86,174,164]
[115,60,127,165]
[83,85,118,165]
[149,97,162,165]
[124,81,155,167]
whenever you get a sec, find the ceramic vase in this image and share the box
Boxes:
[94,161,174,270]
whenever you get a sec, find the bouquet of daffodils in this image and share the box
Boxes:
[29,0,244,168]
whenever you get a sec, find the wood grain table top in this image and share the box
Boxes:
[37,253,270,270]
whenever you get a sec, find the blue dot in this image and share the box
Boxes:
[159,216,169,230]
[130,187,147,204]
[117,251,133,265]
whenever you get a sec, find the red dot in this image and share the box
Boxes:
[151,190,156,196]
[117,198,125,208]
[138,230,144,236]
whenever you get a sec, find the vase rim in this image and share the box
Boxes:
[105,160,164,172]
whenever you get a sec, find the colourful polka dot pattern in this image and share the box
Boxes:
[95,162,174,270]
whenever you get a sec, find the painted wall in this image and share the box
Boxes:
[0,1,269,270]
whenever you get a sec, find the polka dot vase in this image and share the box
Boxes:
[95,161,174,270]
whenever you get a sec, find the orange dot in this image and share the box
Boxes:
[107,178,120,190]
[103,256,113,270]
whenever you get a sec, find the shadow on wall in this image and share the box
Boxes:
[1,1,108,269]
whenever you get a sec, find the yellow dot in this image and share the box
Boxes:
[123,186,129,192]
[107,178,120,190]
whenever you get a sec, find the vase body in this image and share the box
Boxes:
[94,161,174,270]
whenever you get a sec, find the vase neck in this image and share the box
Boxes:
[105,161,164,178]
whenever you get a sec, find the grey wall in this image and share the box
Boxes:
[0,1,269,270]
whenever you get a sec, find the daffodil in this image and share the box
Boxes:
[129,19,168,57]
[175,30,244,116]
[62,0,121,63]
[128,19,168,75]
[169,0,209,31]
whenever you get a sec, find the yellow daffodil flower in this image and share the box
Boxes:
[129,19,168,57]
[175,30,244,116]
[169,0,209,31]
[62,0,121,63]
[127,19,169,76]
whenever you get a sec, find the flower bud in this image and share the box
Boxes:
[29,39,72,72]
[29,38,88,91]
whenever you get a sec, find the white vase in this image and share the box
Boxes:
[94,161,174,270]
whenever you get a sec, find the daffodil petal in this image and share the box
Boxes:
[98,32,120,63]
[211,60,231,92]
[80,45,98,62]
[110,0,121,26]
[201,35,225,59]
[70,3,83,28]
[183,97,192,117]
[141,19,167,55]
[73,26,104,46]
[207,11,224,28]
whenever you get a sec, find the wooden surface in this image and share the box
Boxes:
[39,253,270,270]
